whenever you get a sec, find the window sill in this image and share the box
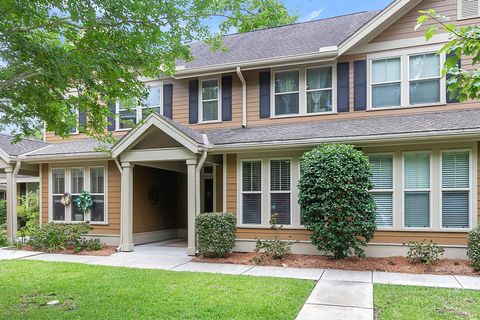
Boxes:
[237,225,306,229]
[270,111,337,119]
[366,102,447,112]
[115,128,132,132]
[198,120,222,125]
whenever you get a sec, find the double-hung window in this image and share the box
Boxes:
[441,151,470,229]
[70,168,85,222]
[409,53,441,105]
[142,86,162,119]
[270,160,291,225]
[404,152,431,228]
[118,98,137,130]
[90,167,106,222]
[117,85,162,130]
[274,70,300,116]
[306,67,333,113]
[52,169,66,221]
[369,155,394,227]
[200,79,220,122]
[242,161,262,224]
[371,58,401,108]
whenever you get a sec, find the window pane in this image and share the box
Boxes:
[53,195,65,221]
[307,67,332,90]
[275,93,299,115]
[52,169,65,194]
[404,153,430,189]
[442,191,469,228]
[409,79,440,105]
[307,91,332,113]
[275,71,299,93]
[202,80,218,100]
[90,167,105,194]
[243,194,261,224]
[202,101,218,121]
[144,86,161,107]
[141,107,157,119]
[409,54,440,80]
[91,195,105,222]
[373,192,393,227]
[442,151,470,188]
[119,110,136,129]
[370,155,393,189]
[271,193,291,225]
[270,160,290,191]
[372,58,401,83]
[372,83,401,108]
[404,191,430,227]
[70,168,84,194]
[242,161,261,192]
[71,195,84,221]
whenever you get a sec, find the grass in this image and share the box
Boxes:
[0,260,314,320]
[374,284,480,320]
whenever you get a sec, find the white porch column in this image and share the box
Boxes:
[5,166,17,240]
[186,159,197,256]
[120,162,134,252]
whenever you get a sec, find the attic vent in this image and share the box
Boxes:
[459,0,479,19]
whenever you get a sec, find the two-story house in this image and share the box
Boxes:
[1,0,479,258]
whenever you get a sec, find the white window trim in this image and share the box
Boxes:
[70,109,80,135]
[458,0,480,20]
[238,159,264,227]
[439,149,473,231]
[89,166,108,224]
[268,158,293,226]
[115,83,163,131]
[70,167,85,222]
[369,56,403,109]
[367,46,446,110]
[401,151,433,230]
[270,64,337,118]
[48,164,108,225]
[199,77,222,124]
[369,153,395,230]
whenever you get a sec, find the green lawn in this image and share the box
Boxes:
[0,260,314,320]
[374,284,480,320]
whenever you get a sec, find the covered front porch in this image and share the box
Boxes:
[113,114,220,255]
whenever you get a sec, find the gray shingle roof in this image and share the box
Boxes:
[181,11,379,70]
[26,139,110,156]
[158,114,205,144]
[202,109,480,146]
[0,134,49,156]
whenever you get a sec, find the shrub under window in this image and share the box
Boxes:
[298,144,377,259]
[196,212,236,258]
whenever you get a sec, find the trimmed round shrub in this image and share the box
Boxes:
[298,144,377,259]
[196,212,236,258]
[468,226,480,271]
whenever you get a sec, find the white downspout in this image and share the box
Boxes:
[236,66,247,128]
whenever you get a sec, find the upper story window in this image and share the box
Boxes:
[116,85,162,130]
[368,49,444,110]
[272,65,335,117]
[199,78,221,123]
[458,0,479,19]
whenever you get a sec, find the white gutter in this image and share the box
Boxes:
[13,161,21,177]
[236,67,247,128]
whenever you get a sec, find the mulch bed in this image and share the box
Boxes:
[12,245,117,256]
[193,252,480,276]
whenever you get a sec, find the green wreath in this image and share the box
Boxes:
[76,191,94,214]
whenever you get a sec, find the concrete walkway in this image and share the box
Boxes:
[1,243,480,320]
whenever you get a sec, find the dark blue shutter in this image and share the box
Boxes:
[337,62,349,112]
[222,75,232,121]
[354,60,367,111]
[163,83,173,119]
[446,51,461,104]
[259,71,271,118]
[78,111,86,132]
[107,101,116,131]
[189,80,198,124]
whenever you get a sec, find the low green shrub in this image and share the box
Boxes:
[17,191,39,235]
[0,231,8,247]
[253,214,296,263]
[0,199,6,230]
[196,212,236,258]
[74,238,104,253]
[407,241,444,265]
[467,226,480,271]
[28,222,91,252]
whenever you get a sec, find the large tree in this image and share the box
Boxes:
[416,9,480,102]
[0,0,296,141]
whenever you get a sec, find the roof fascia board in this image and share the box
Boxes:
[338,0,423,56]
[111,114,200,158]
[0,148,11,164]
[20,152,109,163]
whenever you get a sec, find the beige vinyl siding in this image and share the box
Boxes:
[226,154,237,213]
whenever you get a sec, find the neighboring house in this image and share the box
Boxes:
[1,0,479,258]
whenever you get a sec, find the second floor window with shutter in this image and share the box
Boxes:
[141,86,162,119]
[442,151,470,228]
[371,58,401,108]
[270,159,291,225]
[370,155,393,227]
[409,53,441,105]
[242,161,262,224]
[404,152,431,228]
[200,79,220,122]
[118,98,137,129]
[306,67,333,113]
[274,70,300,116]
